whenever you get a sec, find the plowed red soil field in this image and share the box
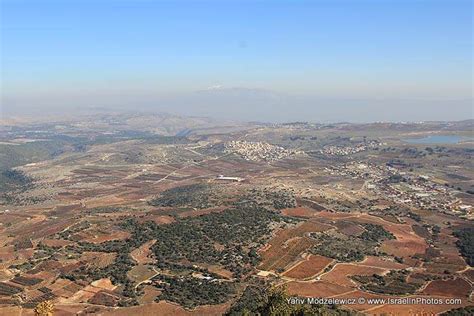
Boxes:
[422,278,471,297]
[320,263,388,287]
[283,254,333,279]
[285,280,351,297]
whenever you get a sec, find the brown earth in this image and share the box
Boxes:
[283,254,333,280]
[259,237,315,271]
[259,220,333,272]
[130,240,156,264]
[359,256,408,269]
[422,278,472,298]
[285,280,352,297]
[320,263,388,287]
[281,207,318,218]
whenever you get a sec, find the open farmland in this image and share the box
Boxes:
[0,115,472,315]
[281,207,321,218]
[130,240,156,264]
[258,219,333,272]
[285,280,352,297]
[320,263,389,287]
[259,237,314,272]
[282,254,333,279]
[422,278,472,298]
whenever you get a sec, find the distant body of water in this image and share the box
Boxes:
[403,135,474,144]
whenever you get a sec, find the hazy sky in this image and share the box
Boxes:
[1,0,472,122]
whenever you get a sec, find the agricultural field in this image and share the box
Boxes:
[282,254,333,280]
[0,114,472,315]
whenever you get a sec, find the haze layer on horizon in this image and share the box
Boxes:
[1,0,472,123]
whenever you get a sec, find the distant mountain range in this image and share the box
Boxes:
[2,86,472,125]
